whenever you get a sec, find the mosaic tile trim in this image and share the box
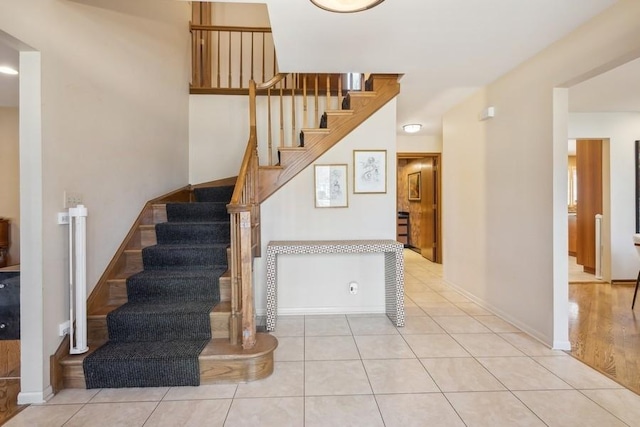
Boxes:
[265,240,405,331]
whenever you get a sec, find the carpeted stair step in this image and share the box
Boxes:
[83,339,208,388]
[107,300,215,342]
[155,221,231,245]
[142,243,228,269]
[126,267,225,303]
[166,202,229,223]
[194,186,234,203]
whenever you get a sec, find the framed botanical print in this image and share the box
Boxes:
[314,164,348,208]
[353,150,386,193]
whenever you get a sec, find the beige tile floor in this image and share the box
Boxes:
[7,250,640,427]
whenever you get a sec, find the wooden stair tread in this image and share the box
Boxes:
[300,128,331,134]
[60,334,276,366]
[59,333,277,387]
[326,109,354,115]
[278,147,306,152]
[90,300,231,317]
[260,165,284,170]
[200,334,277,359]
[348,90,377,97]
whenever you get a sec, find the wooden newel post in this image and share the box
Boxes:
[239,210,256,349]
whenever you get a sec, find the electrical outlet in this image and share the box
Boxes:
[64,191,83,208]
[57,212,69,225]
[59,320,70,336]
[349,281,358,295]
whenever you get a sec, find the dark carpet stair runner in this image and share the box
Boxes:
[83,186,234,388]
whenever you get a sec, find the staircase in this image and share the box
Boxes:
[51,73,400,391]
[256,74,400,202]
[53,185,276,390]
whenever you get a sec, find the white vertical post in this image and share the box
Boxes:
[595,214,603,280]
[69,204,89,354]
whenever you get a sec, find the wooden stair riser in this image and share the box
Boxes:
[123,250,143,273]
[278,148,306,166]
[152,204,167,224]
[325,111,353,129]
[107,279,127,306]
[106,271,231,306]
[220,273,231,301]
[139,225,157,247]
[87,307,233,346]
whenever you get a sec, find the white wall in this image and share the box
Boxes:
[189,95,249,183]
[254,100,397,314]
[442,1,640,348]
[0,107,19,265]
[397,134,442,153]
[569,113,640,280]
[0,0,190,401]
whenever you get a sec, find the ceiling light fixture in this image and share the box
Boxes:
[310,0,385,13]
[0,66,18,76]
[403,124,422,134]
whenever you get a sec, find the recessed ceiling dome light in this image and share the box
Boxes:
[0,66,18,75]
[403,124,422,133]
[310,0,385,13]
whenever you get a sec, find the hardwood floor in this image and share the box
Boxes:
[569,281,640,395]
[0,340,23,425]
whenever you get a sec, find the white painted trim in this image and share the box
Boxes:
[553,340,572,351]
[443,278,556,349]
[552,87,570,351]
[256,306,385,317]
[18,389,46,405]
[19,50,46,401]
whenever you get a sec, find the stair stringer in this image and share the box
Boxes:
[257,74,400,203]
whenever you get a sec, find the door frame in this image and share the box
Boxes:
[397,152,442,263]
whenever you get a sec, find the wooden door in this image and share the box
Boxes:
[420,158,437,262]
[576,139,603,274]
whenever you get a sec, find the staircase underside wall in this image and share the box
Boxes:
[253,100,398,315]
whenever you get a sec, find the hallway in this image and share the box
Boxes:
[4,250,640,426]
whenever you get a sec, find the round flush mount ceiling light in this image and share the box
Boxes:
[310,0,385,13]
[0,66,18,75]
[402,124,422,134]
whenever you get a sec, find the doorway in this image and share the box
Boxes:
[567,138,608,282]
[396,153,441,263]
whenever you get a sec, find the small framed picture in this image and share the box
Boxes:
[353,150,386,193]
[314,164,348,208]
[408,171,421,201]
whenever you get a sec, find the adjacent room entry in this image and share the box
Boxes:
[397,153,441,263]
[574,139,603,275]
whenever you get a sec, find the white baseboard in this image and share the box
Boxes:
[18,385,52,404]
[256,306,385,317]
[442,279,556,349]
[553,340,571,351]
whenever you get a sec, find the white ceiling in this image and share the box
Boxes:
[260,0,619,135]
[3,0,637,129]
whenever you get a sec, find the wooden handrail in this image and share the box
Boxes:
[256,73,288,90]
[190,24,272,33]
[227,80,261,349]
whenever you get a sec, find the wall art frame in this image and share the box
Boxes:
[408,171,421,201]
[314,164,348,208]
[353,149,387,193]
